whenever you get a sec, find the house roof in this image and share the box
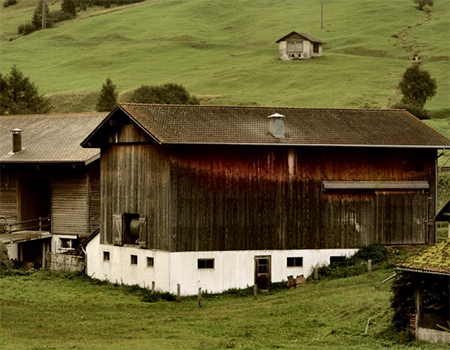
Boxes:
[0,113,106,164]
[81,104,450,149]
[396,239,450,276]
[436,199,450,222]
[276,31,325,44]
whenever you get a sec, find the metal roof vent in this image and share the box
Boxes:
[11,128,22,153]
[268,113,285,138]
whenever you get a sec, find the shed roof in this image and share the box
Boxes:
[276,31,325,44]
[82,104,450,149]
[0,113,106,164]
[396,239,450,276]
[436,199,450,222]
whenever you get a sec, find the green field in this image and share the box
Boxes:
[0,0,449,134]
[0,266,448,350]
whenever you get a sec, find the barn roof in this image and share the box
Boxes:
[0,113,106,164]
[82,104,450,149]
[276,31,325,44]
[396,239,450,276]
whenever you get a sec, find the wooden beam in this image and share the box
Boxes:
[322,181,429,191]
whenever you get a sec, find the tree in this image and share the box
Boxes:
[412,0,434,10]
[61,0,77,17]
[32,0,51,30]
[399,64,437,108]
[96,78,118,112]
[130,83,199,105]
[0,66,52,115]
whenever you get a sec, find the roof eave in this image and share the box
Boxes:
[158,142,450,149]
[395,267,450,276]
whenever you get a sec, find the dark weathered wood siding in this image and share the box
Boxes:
[100,144,171,248]
[0,169,18,222]
[0,164,100,237]
[100,141,436,251]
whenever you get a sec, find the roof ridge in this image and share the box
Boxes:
[119,103,407,112]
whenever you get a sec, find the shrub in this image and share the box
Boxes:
[3,0,18,8]
[392,101,430,120]
[96,78,118,112]
[18,22,36,36]
[49,10,75,24]
[130,83,200,105]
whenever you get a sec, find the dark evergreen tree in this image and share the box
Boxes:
[0,66,52,115]
[96,78,118,112]
[61,0,77,16]
[399,64,437,108]
[31,0,51,30]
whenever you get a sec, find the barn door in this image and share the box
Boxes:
[254,256,271,290]
[375,191,427,244]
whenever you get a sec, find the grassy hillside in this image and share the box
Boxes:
[1,268,448,350]
[0,0,449,135]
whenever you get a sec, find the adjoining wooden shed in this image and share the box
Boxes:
[0,113,105,268]
[82,104,450,295]
[276,31,325,60]
[396,240,450,344]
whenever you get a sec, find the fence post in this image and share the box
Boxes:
[39,217,42,235]
[198,287,202,307]
[177,283,181,302]
[367,259,372,277]
[314,266,319,283]
[152,281,155,294]
[253,284,258,300]
[9,223,13,243]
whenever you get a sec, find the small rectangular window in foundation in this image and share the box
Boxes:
[103,251,110,261]
[287,257,303,267]
[147,257,154,267]
[198,259,214,269]
[131,255,138,265]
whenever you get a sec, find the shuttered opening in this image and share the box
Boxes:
[52,178,88,235]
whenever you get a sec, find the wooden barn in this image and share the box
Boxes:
[0,113,105,268]
[82,104,450,294]
[276,31,324,60]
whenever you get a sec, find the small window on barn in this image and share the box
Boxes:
[131,255,138,265]
[330,256,346,266]
[147,257,154,267]
[313,43,319,53]
[103,251,110,261]
[198,259,214,269]
[287,257,303,267]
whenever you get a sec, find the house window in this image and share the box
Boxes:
[198,259,214,269]
[287,257,303,267]
[131,255,138,265]
[103,251,110,261]
[147,257,154,267]
[330,256,346,266]
[313,43,319,53]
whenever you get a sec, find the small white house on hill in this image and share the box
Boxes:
[276,31,324,60]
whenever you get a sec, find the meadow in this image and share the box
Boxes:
[0,0,449,135]
[1,265,449,350]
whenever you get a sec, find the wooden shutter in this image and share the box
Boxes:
[138,216,147,248]
[113,213,124,246]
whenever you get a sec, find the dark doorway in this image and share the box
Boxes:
[255,255,271,290]
[20,178,50,229]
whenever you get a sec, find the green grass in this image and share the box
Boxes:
[0,268,448,350]
[0,0,449,136]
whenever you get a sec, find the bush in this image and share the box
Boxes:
[3,0,18,8]
[392,101,429,120]
[314,244,388,280]
[130,83,200,105]
[18,22,36,36]
[49,10,75,24]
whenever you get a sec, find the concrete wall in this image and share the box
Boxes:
[86,234,357,295]
[47,252,85,272]
[417,327,450,344]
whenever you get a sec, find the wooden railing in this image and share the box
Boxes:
[0,217,51,243]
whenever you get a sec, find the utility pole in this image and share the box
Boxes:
[42,0,46,30]
[321,0,324,29]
